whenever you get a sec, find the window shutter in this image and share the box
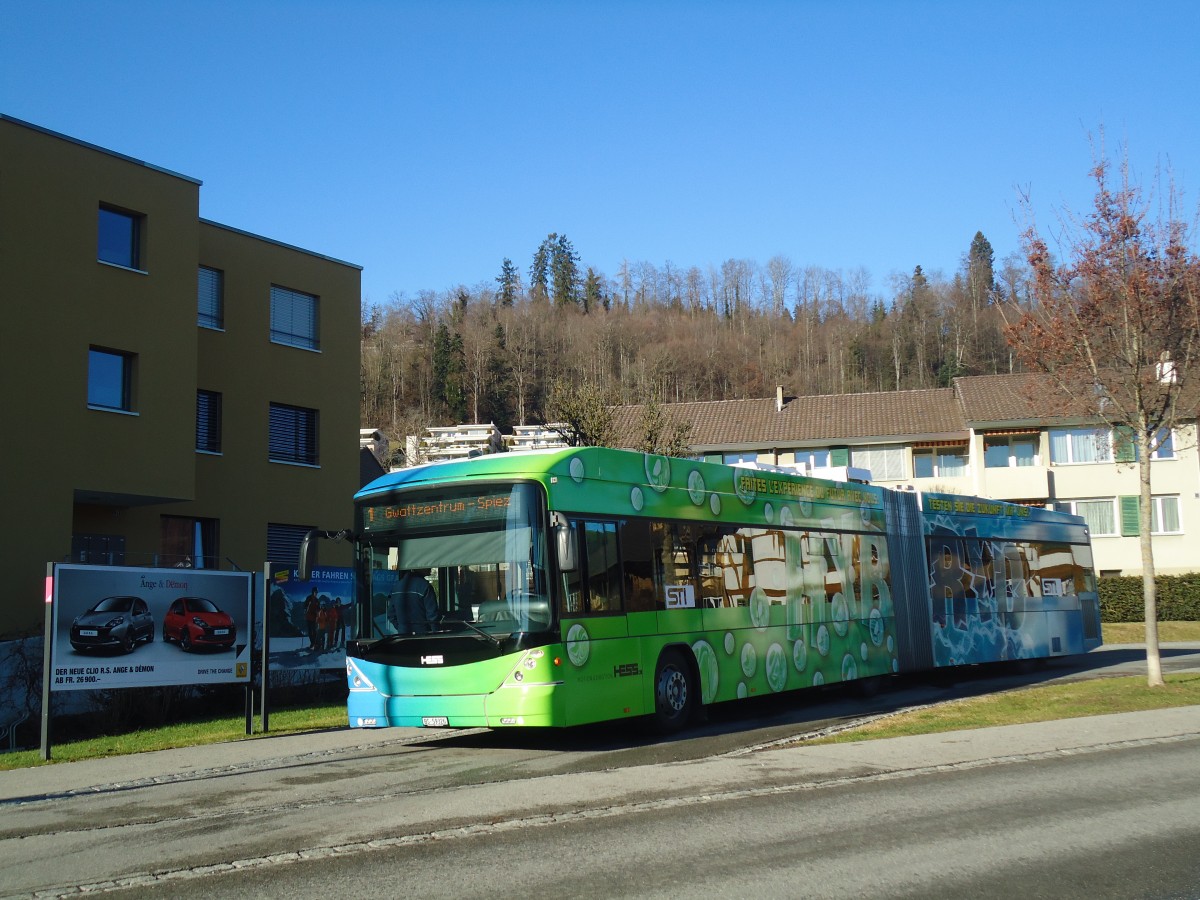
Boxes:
[196,390,222,453]
[1119,495,1140,536]
[269,403,319,465]
[267,523,314,564]
[198,267,223,328]
[1113,426,1136,463]
[270,285,319,350]
[830,447,849,466]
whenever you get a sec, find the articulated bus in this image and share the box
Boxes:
[302,447,1102,732]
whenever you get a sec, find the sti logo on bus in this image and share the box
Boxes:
[420,654,444,665]
[664,585,696,609]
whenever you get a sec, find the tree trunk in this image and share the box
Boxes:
[1137,430,1164,686]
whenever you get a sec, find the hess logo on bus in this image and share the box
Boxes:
[420,654,444,666]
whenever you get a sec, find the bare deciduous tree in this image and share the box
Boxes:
[1004,148,1200,686]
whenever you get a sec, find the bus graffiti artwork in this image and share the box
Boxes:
[300,447,1100,733]
[925,504,1099,668]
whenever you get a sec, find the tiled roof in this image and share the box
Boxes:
[611,398,786,447]
[779,388,963,441]
[611,373,1198,451]
[613,388,965,448]
[955,372,1200,424]
[954,373,1063,424]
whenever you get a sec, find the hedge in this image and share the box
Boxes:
[1098,574,1200,623]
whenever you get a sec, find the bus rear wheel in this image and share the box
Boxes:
[652,650,694,733]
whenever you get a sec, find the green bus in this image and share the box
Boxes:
[302,447,1101,732]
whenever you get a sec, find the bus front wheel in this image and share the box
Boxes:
[652,650,694,733]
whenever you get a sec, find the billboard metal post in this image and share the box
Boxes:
[245,577,255,736]
[40,563,54,761]
[260,564,271,733]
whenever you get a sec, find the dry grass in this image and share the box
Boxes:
[807,673,1200,744]
[1101,621,1200,644]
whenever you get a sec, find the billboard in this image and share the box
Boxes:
[50,565,253,690]
[265,565,356,671]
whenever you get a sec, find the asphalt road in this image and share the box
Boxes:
[1,644,1197,899]
[133,738,1200,900]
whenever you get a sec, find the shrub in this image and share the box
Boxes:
[1098,574,1200,622]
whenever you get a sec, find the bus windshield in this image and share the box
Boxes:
[355,481,554,638]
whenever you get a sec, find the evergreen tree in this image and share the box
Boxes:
[496,258,520,307]
[432,322,467,421]
[529,236,553,302]
[583,267,605,314]
[550,233,581,307]
[480,324,514,428]
[967,231,996,306]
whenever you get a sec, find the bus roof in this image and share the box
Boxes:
[355,447,1086,541]
[356,447,582,501]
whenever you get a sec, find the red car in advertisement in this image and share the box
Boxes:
[162,596,237,651]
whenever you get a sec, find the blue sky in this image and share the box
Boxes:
[5,1,1199,307]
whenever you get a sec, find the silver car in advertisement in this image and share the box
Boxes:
[69,595,154,653]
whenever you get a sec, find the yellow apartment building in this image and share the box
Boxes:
[0,116,360,637]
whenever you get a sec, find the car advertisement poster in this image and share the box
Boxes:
[265,565,355,671]
[50,565,253,691]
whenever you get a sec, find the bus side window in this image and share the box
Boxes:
[585,521,621,613]
[563,520,623,615]
[716,527,751,607]
[651,522,698,610]
[561,521,585,615]
[620,519,656,612]
[696,527,723,607]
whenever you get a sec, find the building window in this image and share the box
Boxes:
[267,523,315,564]
[850,444,905,480]
[984,434,1038,468]
[1058,499,1118,536]
[1114,426,1176,461]
[1152,430,1176,459]
[161,516,219,568]
[1152,495,1182,533]
[270,284,319,350]
[88,347,134,411]
[196,390,223,454]
[793,449,831,470]
[269,402,319,465]
[1115,495,1184,536]
[722,451,759,465]
[912,447,967,479]
[1049,428,1112,464]
[1134,428,1175,460]
[98,206,143,269]
[198,266,224,329]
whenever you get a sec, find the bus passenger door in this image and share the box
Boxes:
[559,519,637,726]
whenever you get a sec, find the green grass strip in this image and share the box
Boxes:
[807,673,1200,744]
[1,703,347,771]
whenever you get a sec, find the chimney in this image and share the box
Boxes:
[775,385,784,412]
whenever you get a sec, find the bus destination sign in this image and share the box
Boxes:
[362,492,519,533]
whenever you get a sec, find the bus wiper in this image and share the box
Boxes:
[456,618,504,646]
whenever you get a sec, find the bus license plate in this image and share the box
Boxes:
[421,716,449,727]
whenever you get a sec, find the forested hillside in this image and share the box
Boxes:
[360,231,1028,452]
